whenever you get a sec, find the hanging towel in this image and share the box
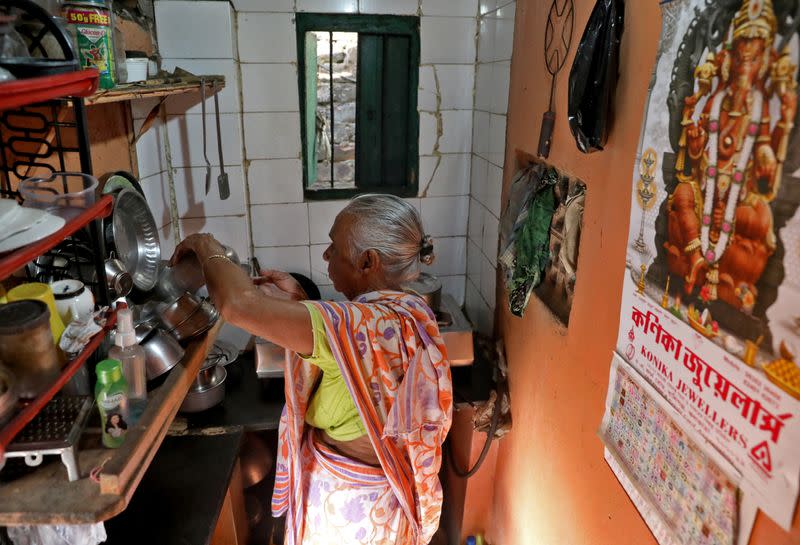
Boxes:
[499,165,559,317]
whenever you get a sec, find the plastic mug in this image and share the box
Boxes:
[50,279,95,324]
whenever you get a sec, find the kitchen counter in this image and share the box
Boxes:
[177,353,285,433]
[104,430,243,545]
[105,351,284,545]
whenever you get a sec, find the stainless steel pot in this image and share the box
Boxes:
[155,245,240,302]
[179,365,226,413]
[158,293,219,342]
[135,322,185,380]
[105,257,133,298]
[402,273,442,311]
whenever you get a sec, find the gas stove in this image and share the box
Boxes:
[255,293,474,378]
[434,293,474,367]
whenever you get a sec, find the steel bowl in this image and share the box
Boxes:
[135,323,185,380]
[158,293,220,342]
[154,245,240,303]
[112,188,161,292]
[179,365,226,413]
[193,358,218,389]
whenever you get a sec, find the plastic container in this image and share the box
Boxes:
[62,0,116,89]
[124,57,147,83]
[20,171,98,220]
[95,358,129,448]
[50,279,94,324]
[108,308,146,423]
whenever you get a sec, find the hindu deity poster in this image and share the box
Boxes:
[613,0,800,532]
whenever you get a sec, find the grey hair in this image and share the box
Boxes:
[339,194,434,283]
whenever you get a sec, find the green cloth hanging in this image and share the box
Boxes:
[504,167,558,316]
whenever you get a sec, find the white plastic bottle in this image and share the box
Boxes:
[108,308,147,424]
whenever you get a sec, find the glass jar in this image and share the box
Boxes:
[0,300,60,399]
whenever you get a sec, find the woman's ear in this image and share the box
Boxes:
[358,249,381,274]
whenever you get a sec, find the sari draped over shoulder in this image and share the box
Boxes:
[272,291,453,545]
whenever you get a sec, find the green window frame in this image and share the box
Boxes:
[296,13,420,200]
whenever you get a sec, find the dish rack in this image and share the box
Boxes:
[0,0,113,462]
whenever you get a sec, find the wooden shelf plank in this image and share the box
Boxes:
[0,322,221,526]
[85,76,225,106]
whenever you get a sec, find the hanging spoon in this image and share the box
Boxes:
[200,77,212,196]
[213,81,230,200]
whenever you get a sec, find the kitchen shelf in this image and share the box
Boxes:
[85,76,225,106]
[0,195,114,281]
[0,312,117,457]
[0,69,99,112]
[0,322,221,525]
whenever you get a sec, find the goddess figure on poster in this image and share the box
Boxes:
[664,0,796,313]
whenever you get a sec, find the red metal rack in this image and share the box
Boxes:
[0,69,99,113]
[0,194,113,279]
[0,312,116,455]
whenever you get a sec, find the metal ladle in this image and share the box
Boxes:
[213,81,230,200]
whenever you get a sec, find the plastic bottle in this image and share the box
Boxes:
[95,359,129,448]
[108,308,146,423]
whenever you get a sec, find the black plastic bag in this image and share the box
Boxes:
[567,0,624,153]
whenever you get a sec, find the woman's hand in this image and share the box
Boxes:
[170,233,225,266]
[254,269,307,301]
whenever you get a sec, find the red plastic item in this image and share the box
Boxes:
[0,194,113,281]
[0,69,99,112]
[0,311,117,455]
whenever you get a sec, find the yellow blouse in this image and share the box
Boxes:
[300,303,366,441]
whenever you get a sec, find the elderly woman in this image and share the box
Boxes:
[172,195,453,545]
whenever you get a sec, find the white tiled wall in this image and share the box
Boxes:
[145,0,482,307]
[466,0,515,336]
[148,0,250,259]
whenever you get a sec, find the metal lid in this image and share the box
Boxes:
[51,279,85,300]
[0,300,49,335]
[96,359,123,385]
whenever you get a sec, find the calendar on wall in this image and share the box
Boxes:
[601,355,739,545]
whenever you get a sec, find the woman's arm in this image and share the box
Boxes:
[171,234,313,355]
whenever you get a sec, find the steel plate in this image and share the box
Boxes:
[112,189,161,291]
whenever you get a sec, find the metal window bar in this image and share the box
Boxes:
[329,30,334,189]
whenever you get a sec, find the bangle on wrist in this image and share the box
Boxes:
[202,254,232,272]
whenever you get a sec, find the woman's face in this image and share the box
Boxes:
[323,214,362,299]
[110,414,120,426]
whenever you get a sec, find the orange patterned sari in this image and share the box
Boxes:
[272,291,453,545]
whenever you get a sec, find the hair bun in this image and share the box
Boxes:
[420,235,435,265]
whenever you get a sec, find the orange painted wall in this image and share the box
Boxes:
[488,1,800,544]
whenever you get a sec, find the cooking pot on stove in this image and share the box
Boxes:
[402,273,442,311]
